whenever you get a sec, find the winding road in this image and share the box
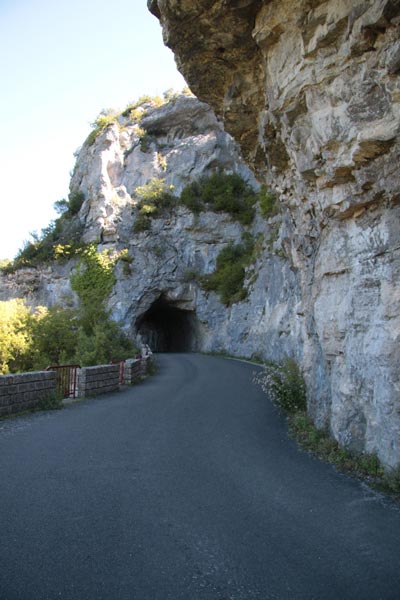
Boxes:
[0,353,399,599]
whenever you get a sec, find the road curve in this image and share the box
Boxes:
[0,353,399,600]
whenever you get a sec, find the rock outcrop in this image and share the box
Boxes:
[149,0,400,467]
[1,95,300,366]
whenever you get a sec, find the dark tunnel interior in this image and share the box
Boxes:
[136,296,199,352]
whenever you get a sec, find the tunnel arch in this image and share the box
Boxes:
[135,295,200,352]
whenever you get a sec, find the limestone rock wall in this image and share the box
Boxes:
[71,95,255,244]
[1,96,300,368]
[150,0,400,466]
[0,263,78,309]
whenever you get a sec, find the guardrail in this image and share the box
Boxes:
[1,353,154,415]
[46,364,80,399]
[110,360,125,385]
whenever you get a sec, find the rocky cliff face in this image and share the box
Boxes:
[0,95,300,366]
[149,0,400,467]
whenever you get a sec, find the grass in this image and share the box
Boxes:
[254,357,400,501]
[203,350,265,365]
[0,393,64,421]
[288,411,400,499]
[288,412,383,475]
[146,359,158,376]
[37,391,64,411]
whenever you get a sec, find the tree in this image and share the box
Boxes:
[29,306,79,369]
[0,299,33,374]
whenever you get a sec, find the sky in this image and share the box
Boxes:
[0,0,186,259]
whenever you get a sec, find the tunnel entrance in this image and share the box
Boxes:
[136,296,199,352]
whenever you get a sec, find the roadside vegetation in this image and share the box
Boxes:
[255,357,400,501]
[0,244,135,374]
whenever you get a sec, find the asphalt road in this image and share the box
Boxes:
[0,353,399,600]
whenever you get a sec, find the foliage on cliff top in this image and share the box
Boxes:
[201,233,255,305]
[180,172,257,225]
[122,87,194,118]
[86,88,195,146]
[2,190,85,272]
[86,109,121,146]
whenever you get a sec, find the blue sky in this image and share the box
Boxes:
[0,0,186,258]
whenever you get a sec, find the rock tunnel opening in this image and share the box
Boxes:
[136,296,199,352]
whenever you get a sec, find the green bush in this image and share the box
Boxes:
[180,181,203,214]
[70,244,116,330]
[9,191,86,270]
[0,259,12,274]
[256,358,400,500]
[67,190,85,215]
[139,130,152,153]
[86,110,119,146]
[30,306,79,369]
[74,319,133,366]
[1,246,136,373]
[69,245,134,362]
[180,172,257,224]
[118,249,133,275]
[255,357,307,413]
[259,185,279,218]
[183,269,199,283]
[134,178,175,224]
[54,190,84,217]
[12,227,59,268]
[382,465,400,496]
[121,95,153,117]
[0,299,34,374]
[201,234,254,305]
[133,213,151,233]
[163,88,179,102]
[37,391,63,411]
[202,173,256,224]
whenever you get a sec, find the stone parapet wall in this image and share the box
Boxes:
[141,356,153,377]
[0,357,155,416]
[124,359,143,384]
[77,364,120,398]
[0,371,57,417]
[124,356,153,384]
